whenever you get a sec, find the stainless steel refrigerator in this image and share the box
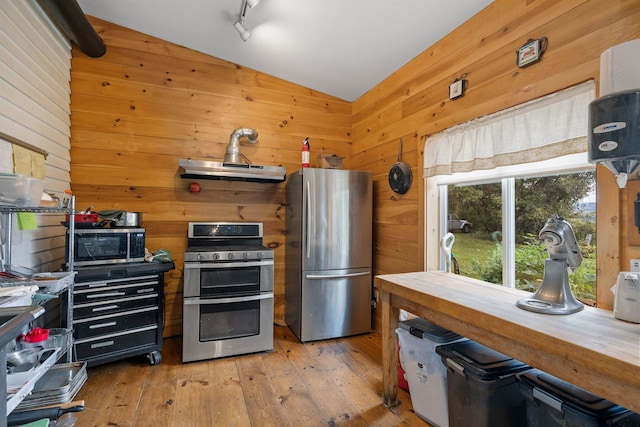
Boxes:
[285,168,373,342]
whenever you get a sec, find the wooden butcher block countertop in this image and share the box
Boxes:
[374,271,640,414]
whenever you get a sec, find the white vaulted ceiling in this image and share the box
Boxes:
[76,0,492,102]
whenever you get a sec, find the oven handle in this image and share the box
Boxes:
[305,271,370,280]
[183,293,273,305]
[184,260,274,269]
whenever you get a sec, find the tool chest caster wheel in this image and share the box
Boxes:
[147,351,162,365]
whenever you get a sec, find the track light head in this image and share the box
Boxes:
[234,21,251,41]
[233,0,258,41]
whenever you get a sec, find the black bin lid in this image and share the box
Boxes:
[436,340,530,380]
[398,318,464,343]
[516,369,629,419]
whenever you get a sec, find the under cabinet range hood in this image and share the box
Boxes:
[179,128,286,182]
[179,159,286,183]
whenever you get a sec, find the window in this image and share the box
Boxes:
[424,82,597,302]
[440,165,596,302]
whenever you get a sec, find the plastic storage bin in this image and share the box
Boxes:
[0,173,44,207]
[397,344,409,391]
[436,340,531,427]
[517,368,639,427]
[397,318,466,427]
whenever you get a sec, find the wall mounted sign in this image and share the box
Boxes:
[517,37,548,68]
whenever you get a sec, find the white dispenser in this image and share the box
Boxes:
[600,39,640,97]
[588,39,640,188]
[611,272,640,323]
[588,90,640,188]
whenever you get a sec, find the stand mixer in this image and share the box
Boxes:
[516,215,584,315]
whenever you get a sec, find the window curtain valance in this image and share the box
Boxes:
[423,81,595,178]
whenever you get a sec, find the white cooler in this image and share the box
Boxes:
[397,318,466,427]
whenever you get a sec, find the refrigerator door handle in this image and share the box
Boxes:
[306,179,312,259]
[305,271,370,280]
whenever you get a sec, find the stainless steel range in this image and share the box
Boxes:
[182,222,274,362]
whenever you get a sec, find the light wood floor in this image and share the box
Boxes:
[65,325,426,426]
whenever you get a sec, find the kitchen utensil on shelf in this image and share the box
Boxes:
[1,264,36,281]
[7,348,39,366]
[8,362,34,373]
[98,210,143,227]
[20,327,50,348]
[7,400,85,425]
[60,220,109,228]
[116,211,142,227]
[64,213,98,224]
[388,137,412,194]
[37,349,56,364]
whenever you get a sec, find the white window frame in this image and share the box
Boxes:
[427,152,594,287]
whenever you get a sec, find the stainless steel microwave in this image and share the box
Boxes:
[66,228,146,266]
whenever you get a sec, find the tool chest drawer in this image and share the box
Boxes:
[73,275,158,304]
[73,294,158,320]
[74,326,158,362]
[73,307,159,339]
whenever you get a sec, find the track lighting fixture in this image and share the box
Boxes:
[234,21,251,41]
[233,0,259,41]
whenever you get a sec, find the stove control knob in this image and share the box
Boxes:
[243,252,249,259]
[228,253,235,260]
[212,253,220,260]
[257,252,263,259]
[197,254,206,261]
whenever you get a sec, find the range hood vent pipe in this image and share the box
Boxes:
[36,0,106,58]
[224,128,259,164]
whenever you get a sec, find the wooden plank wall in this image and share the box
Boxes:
[351,0,640,328]
[70,17,352,337]
[71,0,640,337]
[0,1,72,272]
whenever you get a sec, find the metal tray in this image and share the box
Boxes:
[15,362,87,410]
[6,348,60,414]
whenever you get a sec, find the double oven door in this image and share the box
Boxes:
[182,259,274,362]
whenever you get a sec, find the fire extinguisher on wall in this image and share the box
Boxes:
[301,137,310,168]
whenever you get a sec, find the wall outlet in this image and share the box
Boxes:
[631,259,640,272]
